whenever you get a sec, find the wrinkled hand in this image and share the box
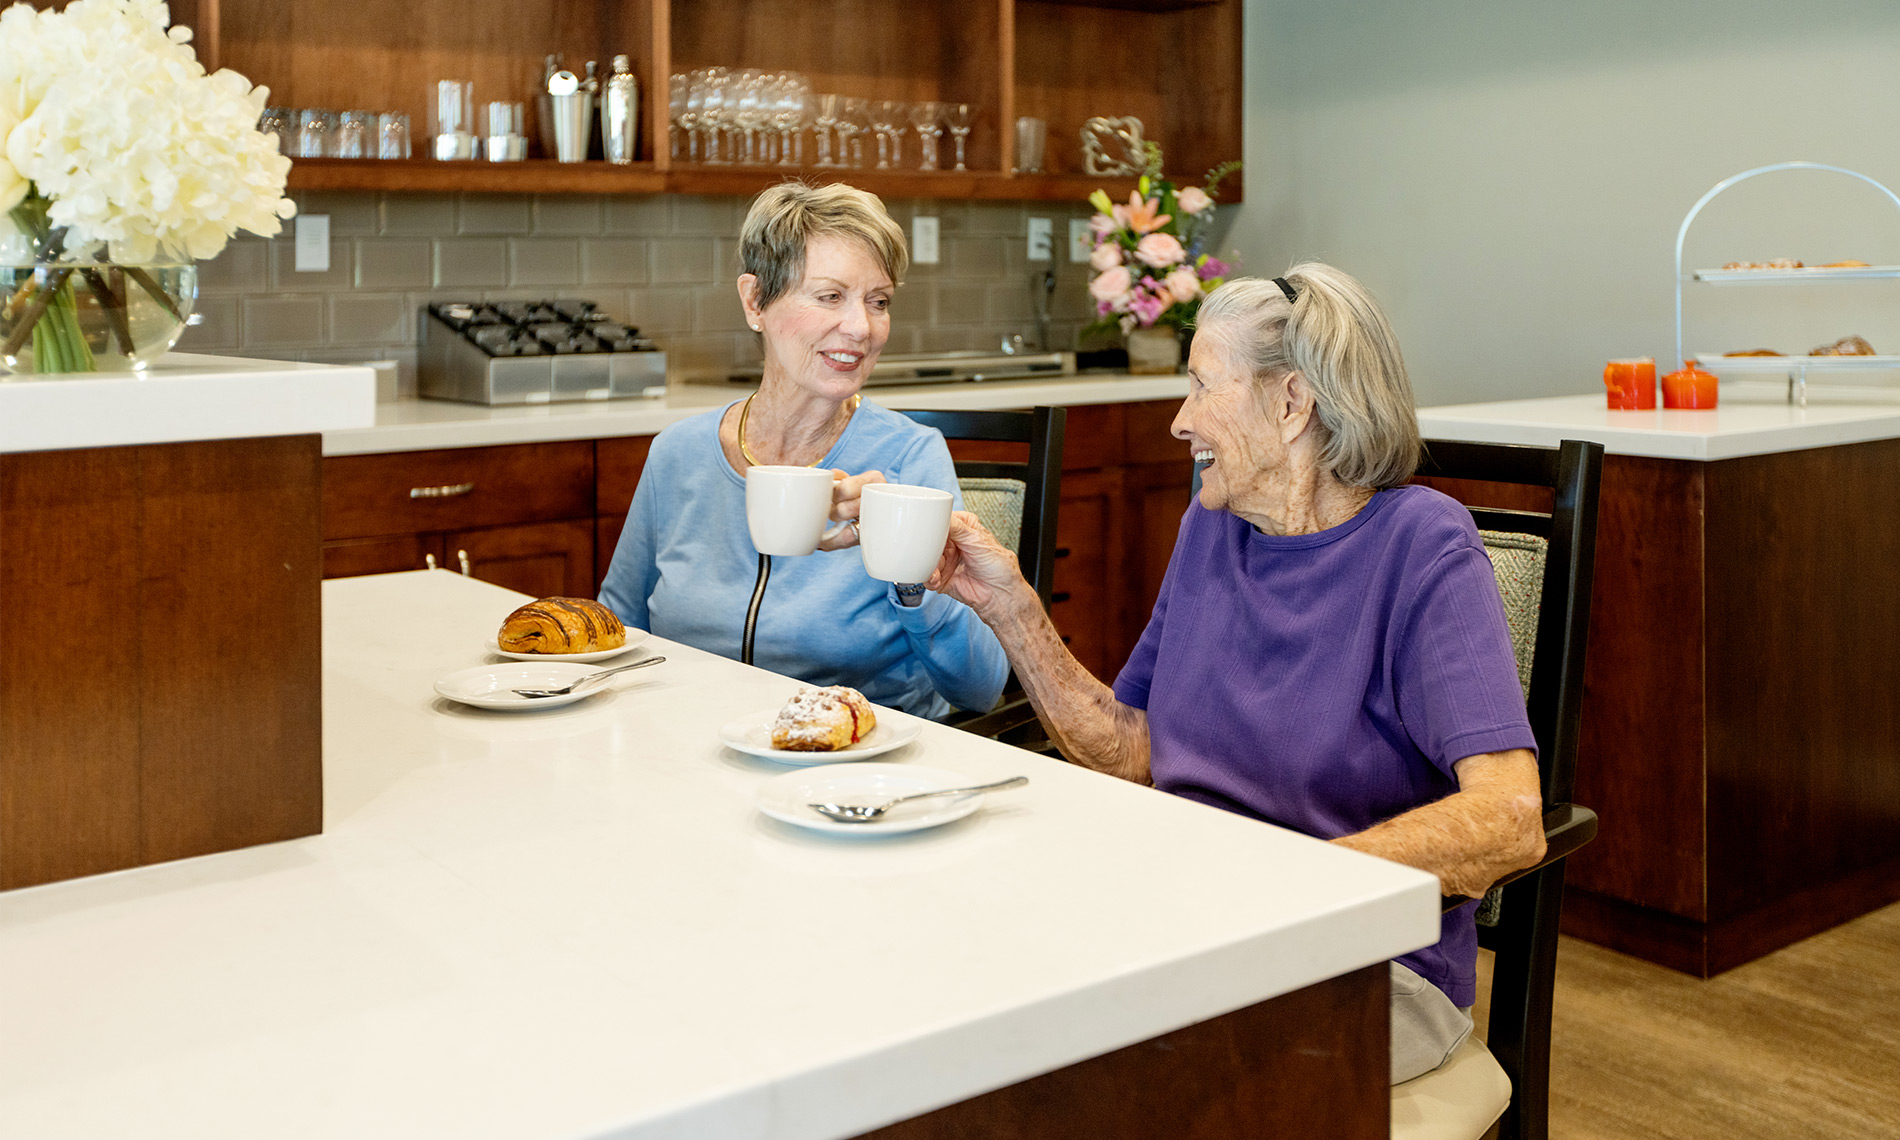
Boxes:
[924,511,1034,620]
[816,469,886,551]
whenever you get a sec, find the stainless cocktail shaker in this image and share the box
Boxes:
[602,55,639,164]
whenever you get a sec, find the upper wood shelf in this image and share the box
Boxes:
[287,158,1149,204]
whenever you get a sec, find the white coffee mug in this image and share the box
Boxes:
[746,466,836,556]
[858,483,953,583]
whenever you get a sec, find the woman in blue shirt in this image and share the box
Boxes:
[599,184,1007,719]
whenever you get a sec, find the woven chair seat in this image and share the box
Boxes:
[960,477,1026,554]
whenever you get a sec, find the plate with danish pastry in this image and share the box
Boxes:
[489,597,642,662]
[721,685,923,764]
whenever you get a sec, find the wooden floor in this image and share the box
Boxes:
[1473,899,1900,1139]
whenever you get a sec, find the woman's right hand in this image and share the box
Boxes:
[925,511,1035,623]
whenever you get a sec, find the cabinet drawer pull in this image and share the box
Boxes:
[410,482,475,499]
[456,549,473,576]
[1050,591,1072,604]
[1054,547,1071,558]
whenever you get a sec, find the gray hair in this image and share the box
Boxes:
[1194,264,1421,489]
[739,183,908,311]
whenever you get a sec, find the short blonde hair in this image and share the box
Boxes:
[1195,264,1421,489]
[739,183,908,310]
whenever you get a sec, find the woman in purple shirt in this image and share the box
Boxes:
[926,265,1547,1085]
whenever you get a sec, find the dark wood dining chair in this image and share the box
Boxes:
[897,407,1066,613]
[1393,437,1604,1140]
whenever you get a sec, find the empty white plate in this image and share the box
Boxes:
[755,763,986,835]
[484,628,649,663]
[720,706,923,765]
[434,663,619,711]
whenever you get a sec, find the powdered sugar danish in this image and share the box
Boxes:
[771,686,878,752]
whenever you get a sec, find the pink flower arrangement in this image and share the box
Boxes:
[1084,150,1240,336]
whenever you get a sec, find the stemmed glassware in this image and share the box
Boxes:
[775,73,812,167]
[868,100,898,170]
[698,67,731,163]
[944,103,974,172]
[910,101,944,171]
[813,93,842,168]
[668,73,688,160]
[840,97,870,169]
[733,69,765,164]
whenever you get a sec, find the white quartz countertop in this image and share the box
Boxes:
[0,571,1438,1140]
[0,351,376,455]
[1418,381,1900,460]
[322,374,1190,456]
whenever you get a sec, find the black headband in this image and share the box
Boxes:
[1273,277,1299,303]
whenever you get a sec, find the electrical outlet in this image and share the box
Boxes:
[912,215,940,265]
[294,214,330,273]
[1069,218,1093,263]
[1027,217,1053,262]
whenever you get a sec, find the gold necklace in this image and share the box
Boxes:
[737,393,861,467]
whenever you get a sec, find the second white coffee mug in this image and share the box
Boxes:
[858,483,953,583]
[746,466,836,556]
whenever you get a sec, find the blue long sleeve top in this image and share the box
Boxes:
[599,399,1009,719]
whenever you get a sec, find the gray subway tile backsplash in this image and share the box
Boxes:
[200,191,1095,379]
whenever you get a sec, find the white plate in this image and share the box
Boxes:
[485,628,649,663]
[720,705,923,765]
[755,763,986,835]
[434,662,629,711]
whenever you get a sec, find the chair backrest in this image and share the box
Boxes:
[897,407,1067,612]
[1412,437,1603,1140]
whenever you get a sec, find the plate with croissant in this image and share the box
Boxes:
[488,597,649,662]
[721,685,924,765]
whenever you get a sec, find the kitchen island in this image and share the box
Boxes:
[0,354,374,889]
[1417,381,1900,975]
[0,570,1439,1139]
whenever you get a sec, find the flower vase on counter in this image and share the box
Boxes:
[0,0,291,376]
[1083,142,1240,376]
[1,213,196,373]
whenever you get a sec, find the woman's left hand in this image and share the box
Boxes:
[816,469,886,551]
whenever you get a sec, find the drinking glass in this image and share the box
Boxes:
[293,109,329,159]
[840,97,870,169]
[698,67,731,164]
[733,69,765,164]
[868,100,898,170]
[680,71,704,162]
[376,112,412,159]
[332,110,371,159]
[668,73,688,160]
[258,106,289,154]
[775,73,810,167]
[813,93,842,168]
[1014,116,1046,174]
[909,101,944,171]
[944,103,974,172]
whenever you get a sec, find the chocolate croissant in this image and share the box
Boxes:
[498,597,627,654]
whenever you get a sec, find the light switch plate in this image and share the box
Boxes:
[1027,217,1053,262]
[912,215,940,265]
[1069,218,1093,263]
[294,214,330,273]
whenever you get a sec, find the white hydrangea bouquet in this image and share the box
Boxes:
[0,0,293,373]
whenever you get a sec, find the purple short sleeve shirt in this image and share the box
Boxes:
[1113,485,1537,1007]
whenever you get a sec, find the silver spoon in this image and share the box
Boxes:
[511,655,665,698]
[809,775,1028,823]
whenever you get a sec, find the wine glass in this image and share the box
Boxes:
[883,101,909,169]
[944,102,974,172]
[813,92,841,168]
[841,97,870,169]
[698,67,731,164]
[668,73,688,160]
[909,101,944,171]
[868,100,898,170]
[776,73,811,167]
[733,69,765,164]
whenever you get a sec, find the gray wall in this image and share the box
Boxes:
[1229,0,1900,406]
[182,192,1099,391]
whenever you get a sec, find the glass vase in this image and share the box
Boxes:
[0,250,197,375]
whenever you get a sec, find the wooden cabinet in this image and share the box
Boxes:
[183,0,1240,202]
[322,440,598,593]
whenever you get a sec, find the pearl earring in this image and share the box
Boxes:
[750,323,760,331]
